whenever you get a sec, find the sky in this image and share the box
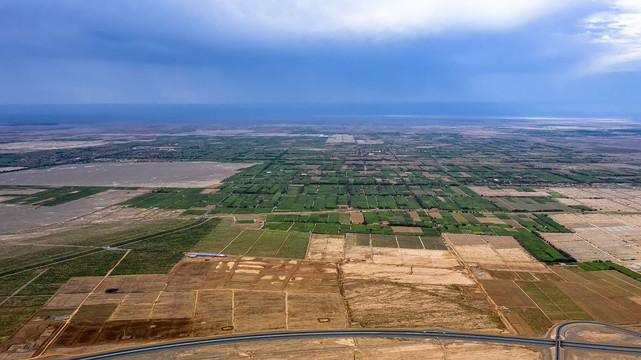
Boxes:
[1,0,641,113]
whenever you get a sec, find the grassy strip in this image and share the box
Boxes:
[1,250,125,344]
[578,261,641,280]
[111,219,220,275]
[512,229,574,263]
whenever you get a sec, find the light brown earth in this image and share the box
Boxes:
[306,234,345,262]
[547,186,641,212]
[0,257,347,358]
[0,161,257,188]
[443,233,548,272]
[341,238,505,333]
[547,213,641,261]
[550,267,641,326]
[0,141,112,153]
[45,337,544,359]
[342,274,503,331]
[391,226,422,233]
[0,189,159,235]
[408,211,422,222]
[350,212,364,224]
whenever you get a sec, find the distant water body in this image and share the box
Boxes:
[0,102,638,126]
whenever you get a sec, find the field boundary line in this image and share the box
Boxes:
[515,281,555,323]
[242,231,266,256]
[34,248,131,357]
[285,291,289,330]
[533,281,569,319]
[192,290,199,321]
[0,218,208,278]
[274,232,292,257]
[219,229,247,253]
[231,290,236,331]
[0,268,48,307]
[442,233,517,334]
[569,214,623,261]
[595,273,640,298]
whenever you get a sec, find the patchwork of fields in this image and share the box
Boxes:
[1,128,641,358]
[2,257,347,357]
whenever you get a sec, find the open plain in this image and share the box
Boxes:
[2,120,641,358]
[0,161,255,188]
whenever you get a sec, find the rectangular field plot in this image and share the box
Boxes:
[341,264,502,332]
[275,232,310,259]
[488,197,571,212]
[221,230,264,255]
[503,308,553,337]
[396,235,424,249]
[234,291,286,332]
[547,186,641,212]
[443,233,547,272]
[516,281,590,321]
[345,233,370,247]
[547,213,641,261]
[287,293,348,329]
[371,234,397,248]
[343,232,450,265]
[540,233,611,262]
[480,280,535,307]
[192,218,244,253]
[480,278,591,335]
[550,266,641,325]
[246,231,289,257]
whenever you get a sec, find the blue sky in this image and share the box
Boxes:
[1,0,640,111]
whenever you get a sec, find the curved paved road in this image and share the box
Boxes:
[555,321,641,359]
[67,327,641,360]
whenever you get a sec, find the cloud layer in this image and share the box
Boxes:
[0,0,640,106]
[207,0,582,39]
[582,0,641,72]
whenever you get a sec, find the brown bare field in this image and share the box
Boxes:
[445,233,486,246]
[341,235,506,333]
[199,188,219,194]
[485,271,562,282]
[480,280,535,307]
[503,308,553,337]
[547,186,641,212]
[408,211,421,222]
[391,226,422,233]
[476,215,506,225]
[306,234,345,262]
[1,257,347,357]
[343,263,476,287]
[548,213,641,261]
[443,233,547,272]
[344,240,458,267]
[428,211,443,219]
[342,275,502,331]
[45,337,543,359]
[350,212,365,224]
[541,233,611,262]
[550,266,641,325]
